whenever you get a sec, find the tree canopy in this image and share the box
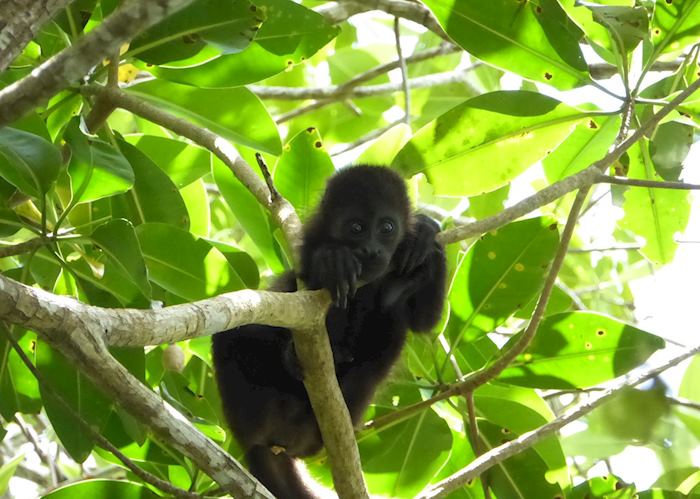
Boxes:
[0,0,699,498]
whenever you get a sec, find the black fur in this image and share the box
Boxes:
[212,165,446,498]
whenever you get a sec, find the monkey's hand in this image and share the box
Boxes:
[394,214,440,275]
[307,245,362,308]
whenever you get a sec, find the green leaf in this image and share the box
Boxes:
[36,342,113,462]
[650,121,693,181]
[0,127,61,198]
[0,453,24,495]
[543,115,621,183]
[129,0,262,64]
[423,0,589,89]
[135,223,246,302]
[89,219,152,300]
[475,383,569,489]
[585,4,648,54]
[128,80,281,154]
[499,312,666,389]
[588,384,669,442]
[466,185,510,220]
[112,140,189,229]
[569,476,629,499]
[0,208,22,237]
[205,239,260,289]
[647,0,700,64]
[274,127,334,221]
[64,121,134,204]
[46,91,82,141]
[160,356,223,424]
[180,179,210,236]
[357,386,452,497]
[357,124,413,165]
[213,159,284,272]
[0,329,41,420]
[479,420,564,498]
[450,217,560,332]
[392,91,589,196]
[42,479,161,499]
[148,0,339,87]
[619,141,691,264]
[678,356,700,439]
[125,135,210,188]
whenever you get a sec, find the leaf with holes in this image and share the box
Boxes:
[499,312,665,389]
[392,91,590,196]
[450,217,560,333]
[423,0,590,89]
[274,127,334,221]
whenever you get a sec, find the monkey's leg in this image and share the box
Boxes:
[246,446,317,499]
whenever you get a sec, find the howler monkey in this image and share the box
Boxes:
[212,165,446,498]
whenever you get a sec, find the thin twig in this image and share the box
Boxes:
[598,175,700,190]
[331,120,403,156]
[276,44,462,124]
[419,343,700,497]
[393,17,411,125]
[2,328,204,499]
[255,152,280,201]
[13,414,63,486]
[464,392,491,499]
[0,237,49,258]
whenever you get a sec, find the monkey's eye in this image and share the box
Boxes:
[349,222,364,234]
[379,220,394,234]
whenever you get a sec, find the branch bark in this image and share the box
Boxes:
[0,0,72,72]
[0,0,195,127]
[418,344,700,498]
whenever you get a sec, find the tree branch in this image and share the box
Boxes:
[598,175,700,190]
[314,0,448,40]
[251,68,479,101]
[5,330,203,499]
[0,0,195,127]
[419,344,700,498]
[0,0,72,72]
[438,75,700,245]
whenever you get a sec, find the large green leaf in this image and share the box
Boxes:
[90,219,151,299]
[213,159,284,272]
[0,128,61,198]
[148,0,339,87]
[36,342,113,462]
[112,140,189,229]
[647,0,700,64]
[135,222,246,302]
[356,385,452,498]
[0,328,41,420]
[475,383,569,489]
[64,121,134,204]
[392,91,590,196]
[423,0,589,89]
[0,208,22,237]
[479,420,564,498]
[129,0,262,64]
[127,80,281,154]
[543,115,620,183]
[125,135,210,188]
[499,312,665,389]
[650,121,694,181]
[273,127,334,221]
[618,141,691,264]
[450,217,560,332]
[42,479,160,499]
[160,355,223,425]
[0,453,23,495]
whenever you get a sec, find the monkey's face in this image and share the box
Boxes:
[331,207,405,283]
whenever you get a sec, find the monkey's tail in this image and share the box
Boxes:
[246,446,317,499]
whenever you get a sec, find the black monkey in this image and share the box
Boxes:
[212,165,446,498]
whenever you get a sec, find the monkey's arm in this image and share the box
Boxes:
[382,214,446,331]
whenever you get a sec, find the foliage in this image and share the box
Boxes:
[0,0,699,498]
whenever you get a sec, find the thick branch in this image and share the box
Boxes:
[419,344,700,498]
[0,0,194,127]
[0,0,72,72]
[0,273,328,347]
[314,0,448,40]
